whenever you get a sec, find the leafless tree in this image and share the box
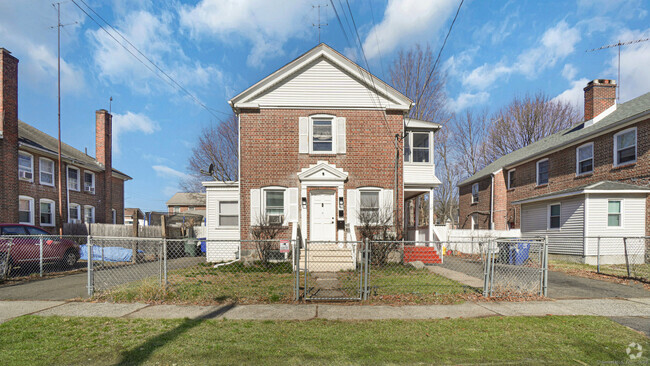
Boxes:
[182,114,238,192]
[484,92,580,164]
[356,204,402,266]
[452,109,489,177]
[250,213,283,266]
[433,125,461,225]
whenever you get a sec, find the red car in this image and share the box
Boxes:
[0,224,80,276]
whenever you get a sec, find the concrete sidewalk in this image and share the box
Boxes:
[1,298,650,324]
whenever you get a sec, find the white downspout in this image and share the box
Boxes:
[490,174,494,230]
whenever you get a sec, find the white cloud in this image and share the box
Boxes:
[606,28,650,102]
[361,0,457,60]
[562,64,578,81]
[0,2,86,94]
[153,165,190,180]
[112,111,159,154]
[448,91,490,112]
[462,21,581,90]
[179,0,315,67]
[552,77,589,112]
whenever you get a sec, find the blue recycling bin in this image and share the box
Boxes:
[199,238,206,254]
[509,242,531,265]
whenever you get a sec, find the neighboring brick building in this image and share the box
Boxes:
[202,44,441,262]
[166,192,206,214]
[0,48,131,232]
[458,79,650,262]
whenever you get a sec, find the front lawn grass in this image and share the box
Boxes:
[1,315,648,365]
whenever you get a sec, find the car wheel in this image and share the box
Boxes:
[62,250,78,268]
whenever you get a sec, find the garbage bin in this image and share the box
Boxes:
[184,238,199,257]
[496,242,510,264]
[510,242,531,265]
[198,238,206,255]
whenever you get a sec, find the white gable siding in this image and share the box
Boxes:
[253,58,393,108]
[520,196,585,256]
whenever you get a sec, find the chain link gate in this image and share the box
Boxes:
[484,237,548,297]
[300,240,367,301]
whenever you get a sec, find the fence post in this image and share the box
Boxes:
[483,239,491,297]
[163,238,168,285]
[543,236,548,297]
[623,237,631,277]
[39,235,44,277]
[596,237,601,273]
[363,238,370,300]
[87,235,94,297]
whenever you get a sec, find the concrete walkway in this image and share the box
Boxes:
[2,298,650,325]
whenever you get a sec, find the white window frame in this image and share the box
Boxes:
[309,114,336,154]
[218,201,239,227]
[67,166,80,191]
[84,205,95,224]
[507,169,515,190]
[547,203,561,230]
[403,131,432,164]
[84,171,96,194]
[39,199,55,227]
[607,199,623,228]
[18,195,35,225]
[536,158,549,186]
[471,213,479,230]
[471,183,479,203]
[68,203,81,223]
[39,157,55,187]
[576,142,594,176]
[613,127,637,167]
[263,188,286,225]
[18,151,34,182]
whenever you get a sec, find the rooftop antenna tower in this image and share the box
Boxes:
[312,4,328,44]
[587,37,650,102]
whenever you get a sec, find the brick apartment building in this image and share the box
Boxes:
[458,79,650,261]
[166,192,206,214]
[202,44,441,262]
[0,48,131,232]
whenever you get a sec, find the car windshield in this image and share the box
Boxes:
[25,227,48,235]
[1,226,26,235]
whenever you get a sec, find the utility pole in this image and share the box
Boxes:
[51,2,77,234]
[312,4,328,44]
[587,37,650,102]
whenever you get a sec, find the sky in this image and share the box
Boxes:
[1,0,649,212]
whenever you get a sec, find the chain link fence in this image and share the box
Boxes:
[590,236,650,282]
[484,238,547,297]
[301,241,364,301]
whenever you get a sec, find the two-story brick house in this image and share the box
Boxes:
[458,79,649,263]
[0,48,131,232]
[203,44,441,262]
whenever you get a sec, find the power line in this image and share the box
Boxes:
[70,0,231,118]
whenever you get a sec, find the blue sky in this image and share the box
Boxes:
[1,0,649,211]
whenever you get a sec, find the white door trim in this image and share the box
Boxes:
[309,189,336,241]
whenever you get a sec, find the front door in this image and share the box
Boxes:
[310,190,336,241]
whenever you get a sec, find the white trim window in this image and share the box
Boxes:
[359,190,380,223]
[67,166,80,191]
[84,205,95,224]
[19,196,35,225]
[404,131,431,163]
[548,203,561,230]
[265,189,285,225]
[39,199,55,227]
[39,158,55,186]
[84,171,95,194]
[310,116,335,153]
[613,127,637,166]
[507,170,515,189]
[471,183,479,203]
[18,151,34,182]
[576,143,594,175]
[537,159,549,186]
[68,203,81,223]
[607,200,622,227]
[471,213,479,230]
[219,201,238,227]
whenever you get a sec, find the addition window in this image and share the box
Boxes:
[84,172,95,194]
[548,204,561,229]
[68,203,81,223]
[576,143,594,175]
[403,131,431,163]
[265,190,285,225]
[613,128,636,166]
[219,201,238,227]
[359,191,380,223]
[18,152,34,182]
[19,196,34,225]
[507,170,515,189]
[40,199,55,227]
[39,158,55,186]
[607,200,621,227]
[84,206,95,224]
[537,159,549,186]
[471,213,479,230]
[311,119,334,153]
[471,183,479,203]
[67,166,80,191]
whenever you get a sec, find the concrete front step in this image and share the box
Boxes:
[299,261,355,272]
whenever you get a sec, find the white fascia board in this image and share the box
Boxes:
[202,181,239,188]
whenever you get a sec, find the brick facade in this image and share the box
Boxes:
[0,48,19,224]
[239,108,404,241]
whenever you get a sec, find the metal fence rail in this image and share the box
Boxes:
[591,236,649,282]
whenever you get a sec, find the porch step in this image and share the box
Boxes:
[404,246,442,264]
[300,261,355,272]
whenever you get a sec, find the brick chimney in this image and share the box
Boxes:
[0,48,19,223]
[584,79,616,121]
[96,109,112,223]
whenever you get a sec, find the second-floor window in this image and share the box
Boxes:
[471,183,479,203]
[18,152,33,181]
[537,159,549,186]
[312,119,333,152]
[614,128,636,166]
[404,132,430,163]
[84,172,95,194]
[576,143,594,175]
[507,170,515,189]
[68,166,80,191]
[39,158,55,186]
